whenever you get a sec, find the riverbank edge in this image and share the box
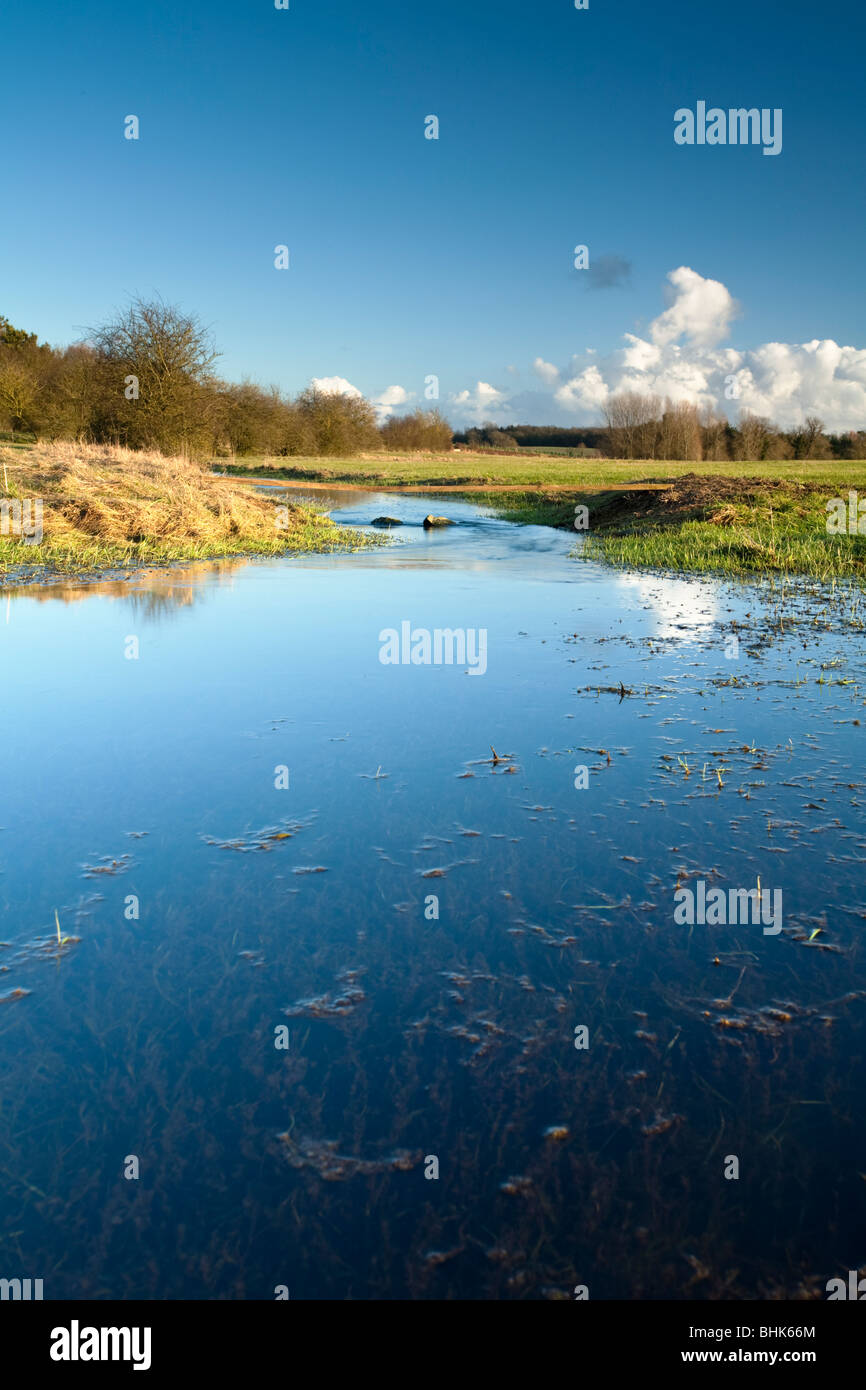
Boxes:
[0,443,386,588]
[219,464,866,583]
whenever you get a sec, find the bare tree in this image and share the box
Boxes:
[659,399,702,460]
[791,415,827,459]
[89,297,221,455]
[700,406,730,461]
[736,411,774,461]
[603,391,662,458]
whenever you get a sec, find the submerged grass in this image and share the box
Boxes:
[0,441,380,580]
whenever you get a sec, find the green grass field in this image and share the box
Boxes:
[216,451,866,491]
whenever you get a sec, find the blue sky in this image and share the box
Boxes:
[1,0,864,426]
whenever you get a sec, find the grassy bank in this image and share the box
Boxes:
[487,474,866,580]
[219,451,866,581]
[4,444,864,583]
[0,442,378,581]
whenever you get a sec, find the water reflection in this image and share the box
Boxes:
[617,572,720,637]
[1,558,246,617]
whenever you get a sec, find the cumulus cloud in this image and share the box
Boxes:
[310,375,363,397]
[372,383,413,421]
[447,267,866,431]
[310,376,413,422]
[533,357,560,385]
[449,380,509,424]
[374,384,411,408]
[553,364,609,414]
[650,265,738,348]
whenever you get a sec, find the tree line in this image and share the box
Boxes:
[453,424,608,450]
[457,404,864,460]
[598,392,863,461]
[0,300,452,458]
[1,304,862,461]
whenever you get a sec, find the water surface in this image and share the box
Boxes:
[1,490,864,1299]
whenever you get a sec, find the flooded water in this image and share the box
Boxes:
[1,488,864,1300]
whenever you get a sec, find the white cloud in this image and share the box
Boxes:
[553,364,609,413]
[310,375,363,397]
[372,383,413,421]
[650,265,738,349]
[448,268,866,431]
[621,334,662,372]
[449,380,509,424]
[375,384,411,407]
[533,357,560,385]
[309,376,413,422]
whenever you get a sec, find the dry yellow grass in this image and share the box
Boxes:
[0,441,376,577]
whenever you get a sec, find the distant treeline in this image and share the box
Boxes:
[0,300,452,458]
[2,305,863,461]
[456,404,865,461]
[454,424,607,450]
